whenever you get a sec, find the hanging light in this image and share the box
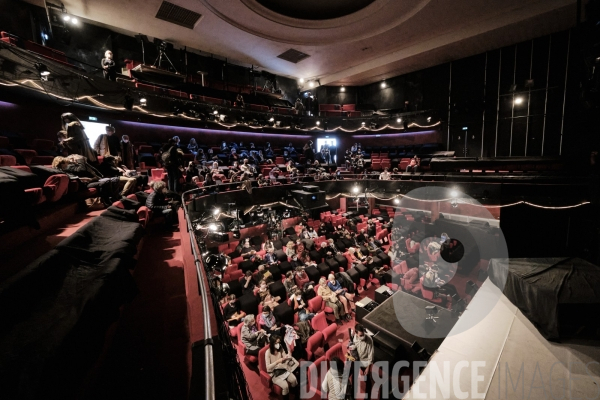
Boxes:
[34,63,50,77]
[63,14,71,21]
[140,97,147,106]
[380,81,387,88]
[397,118,402,123]
[341,86,345,92]
[71,17,78,25]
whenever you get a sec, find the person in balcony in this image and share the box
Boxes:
[379,167,391,180]
[101,50,117,81]
[406,157,419,173]
[60,113,97,163]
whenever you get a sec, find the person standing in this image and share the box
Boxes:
[120,135,135,170]
[321,357,348,400]
[162,142,185,193]
[94,125,120,157]
[60,113,97,163]
[101,50,117,81]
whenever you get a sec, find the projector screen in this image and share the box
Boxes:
[80,121,108,149]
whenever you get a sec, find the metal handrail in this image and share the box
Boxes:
[181,192,215,400]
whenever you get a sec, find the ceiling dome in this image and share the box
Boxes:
[255,0,375,20]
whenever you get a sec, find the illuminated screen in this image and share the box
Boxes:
[81,121,109,148]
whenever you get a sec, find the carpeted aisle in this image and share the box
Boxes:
[81,226,190,400]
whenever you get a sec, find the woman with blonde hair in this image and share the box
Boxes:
[285,241,296,258]
[327,274,354,318]
[317,277,346,325]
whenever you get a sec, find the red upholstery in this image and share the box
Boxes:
[42,174,69,202]
[0,155,16,166]
[306,331,324,361]
[230,270,243,281]
[294,273,309,288]
[138,145,154,154]
[308,295,324,313]
[325,343,345,362]
[137,206,150,228]
[306,356,327,400]
[14,149,37,165]
[311,312,328,332]
[24,187,46,205]
[258,345,282,396]
[151,168,168,183]
[342,104,356,111]
[233,323,258,364]
[322,322,338,343]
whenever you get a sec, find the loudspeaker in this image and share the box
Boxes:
[291,190,326,208]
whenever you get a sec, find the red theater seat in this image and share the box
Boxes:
[42,174,69,202]
[0,155,16,166]
[258,345,282,397]
[31,156,54,166]
[14,149,37,165]
[306,331,324,361]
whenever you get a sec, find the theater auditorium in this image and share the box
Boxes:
[1,0,600,399]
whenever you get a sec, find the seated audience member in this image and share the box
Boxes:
[366,237,381,255]
[257,279,281,309]
[146,181,177,226]
[285,241,296,258]
[256,264,273,284]
[265,248,277,265]
[115,156,147,189]
[265,336,299,397]
[319,241,332,259]
[240,270,257,295]
[284,271,298,295]
[291,289,315,322]
[241,315,268,356]
[258,305,283,337]
[317,277,347,325]
[327,274,354,318]
[318,223,328,237]
[53,155,119,206]
[187,138,199,156]
[98,155,137,196]
[295,239,305,255]
[379,168,391,180]
[356,229,367,245]
[406,157,419,173]
[223,294,246,327]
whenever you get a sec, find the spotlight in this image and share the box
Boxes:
[213,208,220,215]
[208,223,217,231]
[140,97,147,106]
[299,78,305,84]
[63,14,70,21]
[450,190,458,198]
[380,81,387,88]
[427,116,431,122]
[309,81,315,88]
[352,186,360,194]
[397,118,402,123]
[34,63,50,77]
[341,86,345,92]
[71,18,78,25]
[393,198,400,204]
[316,121,320,126]
[232,229,241,239]
[514,97,524,105]
[213,110,219,115]
[361,121,366,126]
[269,117,275,122]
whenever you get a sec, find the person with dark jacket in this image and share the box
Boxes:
[53,154,119,206]
[60,113,97,163]
[162,144,185,193]
[120,135,135,169]
[101,50,117,81]
[146,180,176,225]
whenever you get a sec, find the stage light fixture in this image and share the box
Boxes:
[352,186,360,194]
[213,110,219,115]
[450,190,458,198]
[361,121,366,126]
[63,14,70,21]
[316,121,320,126]
[71,18,78,25]
[269,117,275,122]
[308,81,315,88]
[380,81,387,88]
[393,198,400,204]
[299,78,305,84]
[427,116,431,122]
[341,86,345,92]
[514,97,524,105]
[213,208,220,215]
[208,223,217,231]
[397,118,402,123]
[139,97,147,106]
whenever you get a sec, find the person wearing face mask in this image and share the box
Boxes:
[240,270,257,296]
[327,274,354,320]
[258,305,283,336]
[317,277,346,325]
[265,336,299,400]
[284,272,298,295]
[292,289,315,322]
[307,226,319,239]
[351,324,374,397]
[119,134,135,169]
[290,253,302,269]
[223,294,245,327]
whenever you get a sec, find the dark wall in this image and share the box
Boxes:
[316,30,589,159]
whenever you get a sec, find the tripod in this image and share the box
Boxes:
[153,46,178,73]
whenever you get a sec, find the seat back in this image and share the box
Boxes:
[308,295,324,313]
[306,331,324,360]
[325,343,345,361]
[0,155,17,166]
[311,311,328,332]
